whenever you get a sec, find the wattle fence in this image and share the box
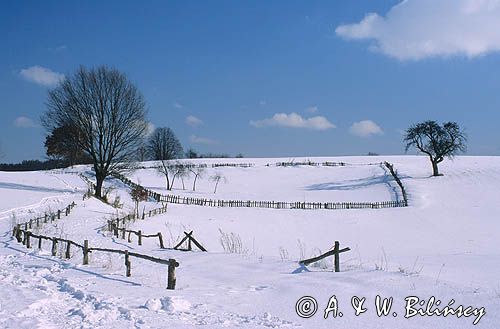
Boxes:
[110,171,408,210]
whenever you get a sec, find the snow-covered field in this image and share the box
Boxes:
[0,156,499,328]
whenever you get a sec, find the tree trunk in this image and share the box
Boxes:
[192,175,198,191]
[95,174,104,198]
[431,160,440,176]
[214,178,220,194]
[165,174,170,190]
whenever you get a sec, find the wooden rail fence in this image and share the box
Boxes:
[174,231,207,252]
[16,202,77,230]
[299,241,351,272]
[12,226,179,289]
[108,220,165,248]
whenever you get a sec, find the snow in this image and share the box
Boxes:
[0,156,499,328]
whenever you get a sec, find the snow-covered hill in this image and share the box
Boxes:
[0,156,499,328]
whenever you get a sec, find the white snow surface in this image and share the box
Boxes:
[0,156,499,328]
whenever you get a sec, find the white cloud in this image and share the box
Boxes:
[13,116,37,128]
[336,0,500,60]
[185,115,203,127]
[250,112,335,131]
[306,106,318,114]
[259,100,267,106]
[190,135,218,145]
[19,66,64,87]
[349,120,383,137]
[173,102,183,109]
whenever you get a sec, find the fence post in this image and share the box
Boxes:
[83,240,89,265]
[334,241,340,273]
[51,239,57,256]
[138,230,142,246]
[38,237,42,249]
[167,259,179,290]
[26,231,31,248]
[158,233,165,249]
[125,250,131,277]
[65,242,71,259]
[58,210,61,219]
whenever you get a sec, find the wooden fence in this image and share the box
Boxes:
[173,231,207,252]
[384,162,408,206]
[138,162,255,170]
[108,219,165,248]
[111,172,407,210]
[16,201,77,230]
[299,241,350,272]
[12,226,179,289]
[272,161,349,167]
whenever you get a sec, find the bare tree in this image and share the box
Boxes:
[189,167,205,191]
[170,162,190,190]
[42,66,148,199]
[210,172,226,194]
[404,121,467,176]
[147,127,183,190]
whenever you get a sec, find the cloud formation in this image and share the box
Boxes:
[190,135,218,145]
[13,116,37,128]
[19,66,64,87]
[336,0,500,60]
[173,102,183,109]
[250,112,335,131]
[186,115,203,127]
[349,120,383,137]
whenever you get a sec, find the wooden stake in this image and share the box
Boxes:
[51,239,57,256]
[65,242,71,259]
[125,250,131,277]
[158,233,165,249]
[26,231,31,248]
[83,240,89,265]
[138,230,142,246]
[167,259,179,289]
[334,241,340,273]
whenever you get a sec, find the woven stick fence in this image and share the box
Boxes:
[110,173,407,210]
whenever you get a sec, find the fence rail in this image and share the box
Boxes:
[12,226,179,289]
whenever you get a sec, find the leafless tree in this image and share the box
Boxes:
[404,121,467,176]
[42,66,148,199]
[147,127,183,190]
[210,172,226,194]
[189,167,205,191]
[171,163,190,190]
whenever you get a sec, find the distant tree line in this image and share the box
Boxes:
[0,159,69,172]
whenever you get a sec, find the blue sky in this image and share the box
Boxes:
[2,0,500,162]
